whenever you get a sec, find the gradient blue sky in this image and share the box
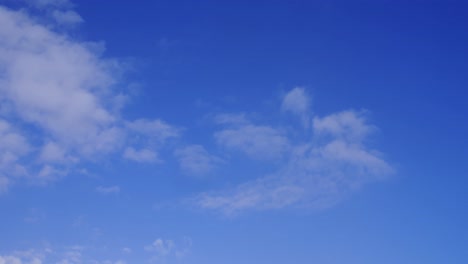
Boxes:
[0,0,467,263]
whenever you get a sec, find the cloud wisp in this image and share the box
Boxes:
[193,88,393,215]
[0,245,127,264]
[145,237,192,263]
[96,185,120,195]
[174,145,222,176]
[214,114,290,161]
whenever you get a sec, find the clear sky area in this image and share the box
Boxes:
[0,0,467,263]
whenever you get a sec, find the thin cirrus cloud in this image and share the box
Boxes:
[145,237,192,263]
[194,88,393,215]
[0,245,127,264]
[0,238,192,264]
[0,5,178,192]
[96,185,120,195]
[51,9,83,26]
[214,114,290,161]
[123,147,159,163]
[174,145,222,175]
[27,0,73,8]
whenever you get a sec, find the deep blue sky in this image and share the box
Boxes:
[0,0,467,263]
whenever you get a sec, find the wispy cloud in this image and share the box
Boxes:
[123,147,160,163]
[174,145,222,176]
[52,9,83,25]
[24,0,73,9]
[96,185,120,195]
[0,245,127,264]
[124,119,180,163]
[215,114,290,160]
[145,237,192,263]
[194,89,393,215]
[0,119,30,190]
[281,87,311,127]
[126,119,180,144]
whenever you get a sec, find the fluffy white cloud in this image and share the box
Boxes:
[0,6,121,156]
[0,6,178,192]
[174,145,222,175]
[194,90,393,215]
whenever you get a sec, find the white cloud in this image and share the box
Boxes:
[215,117,290,160]
[281,87,310,114]
[196,138,391,215]
[281,87,311,127]
[0,6,121,157]
[0,120,30,157]
[145,239,174,256]
[145,238,191,263]
[320,139,392,176]
[0,119,30,191]
[196,179,305,216]
[0,255,19,264]
[313,110,374,142]
[96,185,120,195]
[174,145,221,175]
[126,119,180,143]
[194,90,393,215]
[39,142,70,163]
[0,249,45,264]
[0,6,178,191]
[52,10,83,25]
[0,245,128,264]
[36,165,66,184]
[24,0,73,9]
[123,147,159,163]
[123,119,180,163]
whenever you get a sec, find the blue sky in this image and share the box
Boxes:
[0,0,467,263]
